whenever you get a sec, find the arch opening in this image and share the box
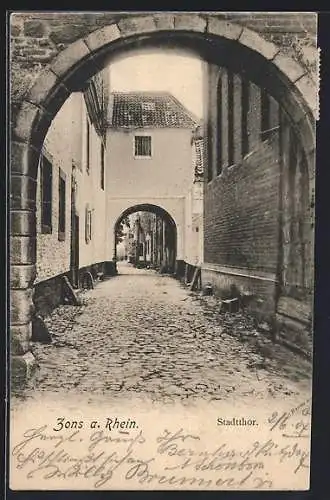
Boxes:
[114,204,177,274]
[10,13,317,385]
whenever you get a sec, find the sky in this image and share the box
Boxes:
[108,50,205,120]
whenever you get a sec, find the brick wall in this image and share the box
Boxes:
[204,135,280,274]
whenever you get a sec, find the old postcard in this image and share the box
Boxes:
[8,11,318,491]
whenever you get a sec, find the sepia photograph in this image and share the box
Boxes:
[8,11,318,491]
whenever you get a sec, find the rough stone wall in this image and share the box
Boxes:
[9,12,318,102]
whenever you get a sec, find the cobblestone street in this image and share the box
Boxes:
[12,262,312,407]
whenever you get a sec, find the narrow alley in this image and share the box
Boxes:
[15,263,311,406]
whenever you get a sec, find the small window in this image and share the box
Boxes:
[58,169,66,241]
[134,136,152,158]
[100,142,105,190]
[85,205,92,244]
[40,154,52,234]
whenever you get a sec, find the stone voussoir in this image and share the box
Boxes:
[153,14,175,31]
[272,52,307,83]
[50,38,91,79]
[84,24,121,54]
[239,27,279,60]
[173,14,207,32]
[295,74,318,120]
[295,112,316,155]
[13,100,52,146]
[117,16,157,37]
[25,69,60,106]
[206,17,243,40]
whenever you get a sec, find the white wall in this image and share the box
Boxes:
[77,104,108,268]
[106,127,195,261]
[36,92,109,283]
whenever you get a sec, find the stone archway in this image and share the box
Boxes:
[114,203,178,272]
[10,13,317,384]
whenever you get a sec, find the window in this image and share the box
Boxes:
[40,154,52,234]
[85,205,92,243]
[58,169,66,241]
[86,117,90,174]
[227,72,234,166]
[241,77,250,157]
[134,135,152,158]
[100,142,105,190]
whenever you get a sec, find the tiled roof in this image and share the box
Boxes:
[109,91,199,129]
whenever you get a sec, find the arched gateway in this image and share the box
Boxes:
[10,13,317,384]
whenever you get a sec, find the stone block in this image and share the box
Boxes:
[50,39,91,79]
[239,28,279,60]
[11,352,37,389]
[25,69,58,105]
[49,24,88,45]
[11,323,32,355]
[11,210,36,237]
[84,24,121,53]
[10,174,37,211]
[276,82,310,127]
[10,235,36,265]
[295,74,318,119]
[10,264,36,289]
[13,100,52,149]
[173,14,207,32]
[24,20,46,38]
[153,14,175,31]
[206,17,243,40]
[10,142,40,179]
[10,288,34,325]
[273,52,306,83]
[118,16,156,37]
[10,24,21,37]
[295,112,316,156]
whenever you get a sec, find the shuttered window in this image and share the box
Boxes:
[40,154,53,234]
[58,168,66,241]
[85,205,92,243]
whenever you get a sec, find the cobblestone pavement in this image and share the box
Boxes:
[14,262,312,406]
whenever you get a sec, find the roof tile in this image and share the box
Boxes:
[110,91,198,129]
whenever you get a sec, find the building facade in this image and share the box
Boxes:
[33,71,110,316]
[106,91,204,271]
[203,63,314,345]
